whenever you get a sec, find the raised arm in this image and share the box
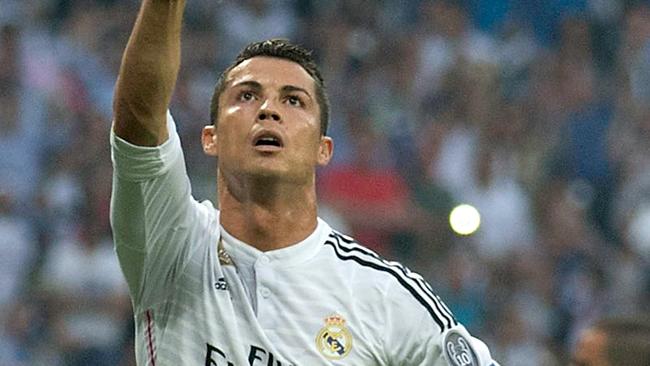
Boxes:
[113,0,186,146]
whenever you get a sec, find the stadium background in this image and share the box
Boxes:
[1,0,649,364]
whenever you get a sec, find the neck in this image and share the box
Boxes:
[217,172,319,251]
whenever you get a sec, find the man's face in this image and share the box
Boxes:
[572,328,609,366]
[203,56,332,184]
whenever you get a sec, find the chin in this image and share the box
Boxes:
[243,164,289,180]
[223,159,309,184]
[248,165,311,185]
[249,169,284,179]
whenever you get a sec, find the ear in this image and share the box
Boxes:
[317,136,333,166]
[202,125,219,157]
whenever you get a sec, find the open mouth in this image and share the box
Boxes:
[255,136,282,147]
[252,131,284,149]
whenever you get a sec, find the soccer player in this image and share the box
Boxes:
[110,1,500,365]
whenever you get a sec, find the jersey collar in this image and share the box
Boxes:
[219,217,330,267]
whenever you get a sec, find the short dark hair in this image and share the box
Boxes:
[210,39,329,135]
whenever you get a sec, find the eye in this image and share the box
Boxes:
[286,95,303,107]
[239,91,256,102]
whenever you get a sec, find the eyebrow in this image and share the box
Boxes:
[281,85,312,100]
[231,80,312,100]
[232,80,262,91]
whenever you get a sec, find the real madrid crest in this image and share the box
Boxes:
[315,314,353,359]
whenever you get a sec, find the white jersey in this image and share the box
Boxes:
[110,113,500,366]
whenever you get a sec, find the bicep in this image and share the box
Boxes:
[110,159,194,306]
[111,177,147,296]
[110,113,190,251]
[110,114,197,307]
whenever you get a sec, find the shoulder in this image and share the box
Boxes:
[321,230,457,333]
[321,230,403,285]
[318,229,500,365]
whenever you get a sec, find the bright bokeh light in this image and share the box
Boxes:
[449,204,481,236]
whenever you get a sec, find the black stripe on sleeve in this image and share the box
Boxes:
[329,232,458,329]
[324,234,457,333]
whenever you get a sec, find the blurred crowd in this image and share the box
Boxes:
[1,0,649,365]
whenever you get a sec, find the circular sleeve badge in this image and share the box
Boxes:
[443,329,479,366]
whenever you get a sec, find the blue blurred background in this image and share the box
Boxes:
[1,0,649,365]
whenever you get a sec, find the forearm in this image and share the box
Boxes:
[113,0,186,146]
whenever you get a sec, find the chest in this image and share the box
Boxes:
[165,256,386,365]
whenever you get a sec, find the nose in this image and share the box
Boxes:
[257,99,281,122]
[257,110,281,122]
